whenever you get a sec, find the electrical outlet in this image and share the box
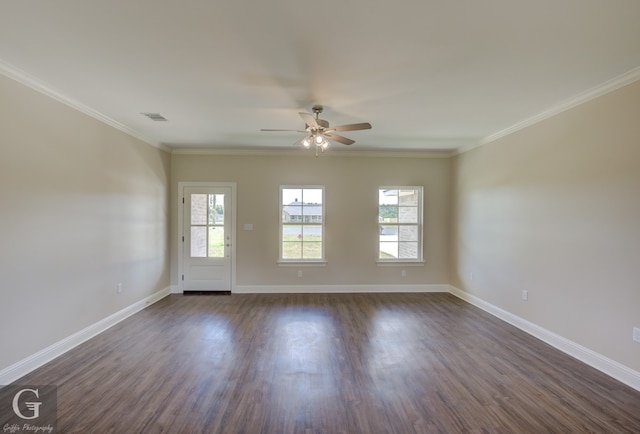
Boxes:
[401,270,407,277]
[521,290,528,301]
[117,283,123,294]
[633,327,640,343]
[297,270,302,278]
[469,272,474,281]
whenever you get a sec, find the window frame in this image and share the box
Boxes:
[377,186,424,265]
[278,185,326,265]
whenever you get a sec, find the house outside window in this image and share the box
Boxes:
[280,186,324,261]
[378,186,423,262]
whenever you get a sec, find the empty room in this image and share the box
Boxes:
[1,1,639,432]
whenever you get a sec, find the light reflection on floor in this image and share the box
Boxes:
[192,314,236,367]
[268,308,338,412]
[365,308,433,402]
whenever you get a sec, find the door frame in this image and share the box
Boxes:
[178,182,237,293]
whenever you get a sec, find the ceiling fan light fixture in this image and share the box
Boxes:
[260,105,372,155]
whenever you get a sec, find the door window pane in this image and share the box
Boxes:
[210,194,225,224]
[191,194,207,225]
[191,226,207,257]
[208,227,224,258]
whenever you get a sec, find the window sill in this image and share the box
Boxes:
[376,260,425,267]
[278,260,327,267]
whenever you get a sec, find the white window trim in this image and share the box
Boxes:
[277,260,328,266]
[377,186,424,264]
[279,185,326,264]
[376,259,425,266]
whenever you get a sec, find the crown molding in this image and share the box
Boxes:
[456,66,640,155]
[323,149,456,158]
[0,59,169,153]
[171,147,455,158]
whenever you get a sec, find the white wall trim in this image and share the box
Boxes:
[448,285,640,392]
[0,287,171,385]
[5,283,638,393]
[456,66,640,155]
[0,59,169,153]
[234,284,450,294]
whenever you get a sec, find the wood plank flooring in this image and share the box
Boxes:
[12,293,640,433]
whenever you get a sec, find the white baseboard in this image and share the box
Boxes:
[234,284,450,294]
[0,287,171,385]
[448,285,640,392]
[6,284,637,394]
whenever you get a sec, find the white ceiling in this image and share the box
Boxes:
[1,1,640,153]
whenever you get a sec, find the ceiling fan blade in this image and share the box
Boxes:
[332,122,372,132]
[325,133,355,146]
[260,129,306,132]
[299,112,318,128]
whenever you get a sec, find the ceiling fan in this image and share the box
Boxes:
[261,105,372,154]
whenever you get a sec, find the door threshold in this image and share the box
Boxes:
[183,290,231,296]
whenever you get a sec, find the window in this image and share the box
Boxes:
[280,186,324,261]
[378,187,423,261]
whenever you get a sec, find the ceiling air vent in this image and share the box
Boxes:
[141,112,168,122]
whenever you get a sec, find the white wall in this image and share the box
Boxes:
[450,80,640,372]
[0,74,171,371]
[170,153,451,289]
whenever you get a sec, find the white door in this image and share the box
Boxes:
[182,186,232,292]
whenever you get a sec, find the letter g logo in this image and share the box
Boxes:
[12,388,42,420]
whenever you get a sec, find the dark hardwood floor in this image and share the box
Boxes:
[12,293,640,433]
